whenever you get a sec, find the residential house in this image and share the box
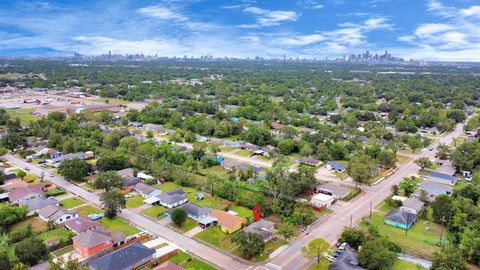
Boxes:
[38,204,78,224]
[412,181,453,202]
[8,184,45,203]
[145,188,188,209]
[244,219,276,242]
[134,183,161,198]
[315,183,351,199]
[46,152,86,167]
[429,171,457,185]
[310,193,335,209]
[122,176,141,188]
[18,197,58,213]
[179,203,212,221]
[296,156,321,167]
[73,227,125,259]
[144,124,166,134]
[326,161,346,173]
[137,172,154,181]
[88,242,155,270]
[116,168,134,179]
[210,209,245,234]
[330,248,364,270]
[220,160,242,171]
[198,216,217,229]
[154,262,184,270]
[64,216,101,234]
[400,198,424,215]
[384,209,417,229]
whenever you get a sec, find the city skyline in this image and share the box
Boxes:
[1,0,480,61]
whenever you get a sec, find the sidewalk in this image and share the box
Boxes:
[184,226,203,238]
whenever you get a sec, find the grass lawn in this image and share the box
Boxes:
[169,218,198,233]
[232,238,288,262]
[230,206,253,219]
[234,149,253,157]
[143,205,167,220]
[396,155,412,165]
[362,213,443,260]
[51,245,74,257]
[8,217,48,234]
[59,197,85,209]
[5,108,39,126]
[200,165,228,176]
[194,226,236,251]
[126,195,145,208]
[392,260,427,270]
[100,217,140,236]
[77,204,102,216]
[156,182,226,209]
[89,97,130,105]
[169,251,218,270]
[38,227,75,243]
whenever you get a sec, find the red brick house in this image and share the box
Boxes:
[72,227,125,259]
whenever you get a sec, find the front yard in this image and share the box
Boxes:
[126,195,145,208]
[99,217,140,236]
[169,218,198,233]
[194,226,236,251]
[77,204,102,216]
[169,251,217,270]
[59,197,85,209]
[143,205,167,220]
[232,238,287,262]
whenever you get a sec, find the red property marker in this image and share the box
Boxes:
[253,204,261,221]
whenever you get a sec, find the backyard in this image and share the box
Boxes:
[362,213,443,260]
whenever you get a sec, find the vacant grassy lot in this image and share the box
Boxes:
[8,217,47,234]
[5,108,39,126]
[126,195,144,208]
[60,197,85,209]
[51,245,74,257]
[89,98,130,105]
[169,218,198,233]
[232,238,287,262]
[99,217,140,236]
[38,227,75,243]
[194,226,236,251]
[77,204,102,216]
[200,165,229,176]
[143,205,167,220]
[362,213,443,260]
[392,260,427,270]
[169,251,218,270]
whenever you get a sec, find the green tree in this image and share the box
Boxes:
[92,171,123,192]
[399,177,418,196]
[358,238,396,270]
[14,237,47,266]
[96,153,128,171]
[12,263,28,270]
[277,223,295,241]
[0,205,28,228]
[171,208,187,227]
[414,157,432,171]
[0,251,11,270]
[47,256,88,270]
[431,246,467,270]
[347,154,377,186]
[460,227,480,265]
[339,228,365,250]
[100,191,126,218]
[16,170,26,180]
[58,158,91,182]
[0,133,26,152]
[301,238,329,265]
[232,231,265,259]
[431,195,454,224]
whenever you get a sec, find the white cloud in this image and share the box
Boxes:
[240,6,299,28]
[136,6,187,21]
[460,5,480,17]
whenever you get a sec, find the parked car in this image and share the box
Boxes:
[40,163,48,168]
[138,231,149,236]
[125,193,135,198]
[88,213,104,221]
[338,242,348,251]
[325,254,335,263]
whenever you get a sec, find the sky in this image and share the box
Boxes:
[0,0,480,61]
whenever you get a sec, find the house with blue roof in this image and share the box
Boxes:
[384,209,417,229]
[326,161,346,173]
[89,242,155,270]
[429,171,457,185]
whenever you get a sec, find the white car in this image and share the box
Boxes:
[138,231,149,236]
[325,254,335,263]
[48,173,54,177]
[124,193,135,198]
[338,242,348,251]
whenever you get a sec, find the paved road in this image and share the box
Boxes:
[5,155,248,270]
[266,120,467,270]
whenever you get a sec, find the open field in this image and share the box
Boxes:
[5,108,39,126]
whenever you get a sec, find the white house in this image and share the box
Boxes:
[38,205,78,224]
[310,193,335,209]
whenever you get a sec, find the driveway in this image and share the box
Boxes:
[184,226,203,238]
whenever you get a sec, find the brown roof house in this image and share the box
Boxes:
[38,204,78,224]
[210,210,245,234]
[296,156,322,167]
[8,184,45,203]
[64,216,101,234]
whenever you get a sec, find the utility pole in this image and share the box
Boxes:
[369,201,372,220]
[350,214,352,229]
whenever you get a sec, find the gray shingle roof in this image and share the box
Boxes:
[88,242,155,270]
[384,209,416,225]
[330,248,364,270]
[180,203,211,218]
[19,197,58,212]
